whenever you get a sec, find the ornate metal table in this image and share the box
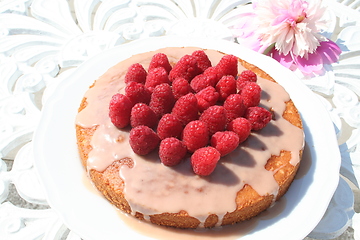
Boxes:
[0,0,359,239]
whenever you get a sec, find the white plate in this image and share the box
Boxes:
[33,36,341,240]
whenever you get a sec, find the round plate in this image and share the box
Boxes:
[33,36,340,240]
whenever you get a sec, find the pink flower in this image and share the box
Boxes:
[233,0,341,75]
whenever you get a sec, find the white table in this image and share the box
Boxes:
[0,0,359,239]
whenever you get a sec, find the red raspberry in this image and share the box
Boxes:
[125,81,151,105]
[145,67,170,92]
[199,105,227,135]
[215,55,238,78]
[237,70,257,91]
[239,70,257,82]
[125,63,147,84]
[148,53,172,74]
[191,50,212,72]
[227,117,252,143]
[172,93,199,125]
[149,83,175,118]
[109,93,132,128]
[169,55,201,82]
[182,120,209,152]
[159,137,187,166]
[190,73,218,93]
[172,77,193,100]
[129,125,160,155]
[245,106,272,130]
[240,82,261,108]
[130,103,158,128]
[224,94,246,122]
[203,67,222,82]
[211,131,239,156]
[236,80,247,91]
[191,147,220,176]
[195,86,219,112]
[157,114,183,140]
[216,75,237,102]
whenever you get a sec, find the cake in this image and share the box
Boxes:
[75,47,304,229]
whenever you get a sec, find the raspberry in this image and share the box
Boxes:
[172,93,199,125]
[148,53,172,74]
[239,70,257,82]
[172,77,193,100]
[125,63,147,84]
[216,75,237,102]
[190,73,218,93]
[182,120,209,152]
[195,86,219,112]
[130,103,158,128]
[157,114,183,140]
[215,54,238,77]
[240,82,262,108]
[211,131,240,156]
[224,94,246,122]
[169,55,201,82]
[145,67,170,92]
[199,105,227,135]
[191,147,220,176]
[236,80,248,91]
[149,83,175,118]
[125,81,151,105]
[237,70,257,91]
[245,106,272,130]
[129,125,160,155]
[227,117,252,143]
[191,50,212,72]
[159,137,187,166]
[203,67,222,82]
[109,93,132,128]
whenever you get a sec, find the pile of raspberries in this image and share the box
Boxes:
[109,50,272,176]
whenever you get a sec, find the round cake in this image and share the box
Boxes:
[75,47,304,229]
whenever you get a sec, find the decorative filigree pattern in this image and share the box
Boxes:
[0,0,359,239]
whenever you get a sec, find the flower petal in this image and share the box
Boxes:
[237,34,264,52]
[295,51,324,75]
[232,13,257,39]
[269,48,294,69]
[317,40,342,64]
